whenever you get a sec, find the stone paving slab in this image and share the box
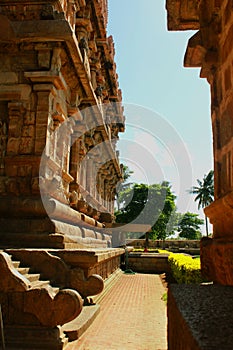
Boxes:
[66,273,167,350]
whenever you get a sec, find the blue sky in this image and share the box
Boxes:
[107,0,213,229]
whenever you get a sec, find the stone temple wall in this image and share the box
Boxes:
[0,2,125,348]
[167,0,233,286]
[0,0,125,249]
[166,1,233,349]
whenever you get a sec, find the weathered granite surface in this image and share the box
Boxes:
[168,284,233,350]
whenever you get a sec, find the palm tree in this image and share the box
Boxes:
[189,170,214,237]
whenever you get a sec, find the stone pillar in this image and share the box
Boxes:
[34,85,53,156]
[69,131,80,185]
[99,174,105,208]
[86,155,92,193]
[91,158,97,199]
[80,156,87,189]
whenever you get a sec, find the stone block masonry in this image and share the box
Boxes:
[0,0,126,348]
[128,252,171,274]
[0,0,125,249]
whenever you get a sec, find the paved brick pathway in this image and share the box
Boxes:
[66,273,167,350]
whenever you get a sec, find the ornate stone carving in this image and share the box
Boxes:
[8,249,104,300]
[69,268,104,300]
[0,0,124,247]
[24,288,83,327]
[51,47,62,73]
[40,4,55,20]
[0,0,126,345]
[37,45,51,69]
[0,251,83,328]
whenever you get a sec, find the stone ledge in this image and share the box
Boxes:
[62,304,100,342]
[4,325,68,350]
[168,284,233,350]
[53,248,125,268]
[6,247,125,271]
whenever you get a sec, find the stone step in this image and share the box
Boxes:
[30,279,51,288]
[17,266,30,274]
[30,280,60,295]
[12,260,20,269]
[62,304,100,341]
[9,254,60,296]
[24,273,41,282]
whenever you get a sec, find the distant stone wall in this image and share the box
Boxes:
[126,239,200,249]
[127,253,170,274]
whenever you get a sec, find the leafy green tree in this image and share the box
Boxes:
[165,209,183,237]
[115,164,133,210]
[115,181,177,240]
[152,182,177,240]
[178,212,204,240]
[189,170,214,236]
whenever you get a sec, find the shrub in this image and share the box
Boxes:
[158,249,171,254]
[168,253,203,284]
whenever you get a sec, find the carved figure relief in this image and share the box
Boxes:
[51,47,62,73]
[40,4,55,20]
[38,49,51,69]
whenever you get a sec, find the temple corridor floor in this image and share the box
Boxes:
[66,273,167,350]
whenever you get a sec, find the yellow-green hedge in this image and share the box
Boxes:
[168,253,203,284]
[158,249,171,254]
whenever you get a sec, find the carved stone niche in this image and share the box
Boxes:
[166,0,200,31]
